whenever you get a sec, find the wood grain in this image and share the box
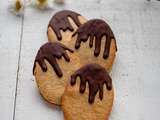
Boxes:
[0,1,23,120]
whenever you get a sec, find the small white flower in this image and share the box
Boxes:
[32,0,54,10]
[54,0,64,4]
[8,0,24,16]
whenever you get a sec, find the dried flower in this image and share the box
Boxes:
[32,0,53,10]
[8,0,24,16]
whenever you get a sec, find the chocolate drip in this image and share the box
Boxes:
[48,10,82,40]
[33,42,73,77]
[73,19,117,59]
[70,64,112,104]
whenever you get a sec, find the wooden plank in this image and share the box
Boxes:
[141,1,160,119]
[109,1,160,120]
[103,10,144,120]
[15,0,160,120]
[0,1,23,120]
[13,5,64,120]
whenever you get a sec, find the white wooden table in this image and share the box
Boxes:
[0,0,160,120]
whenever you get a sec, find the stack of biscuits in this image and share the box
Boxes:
[33,10,117,120]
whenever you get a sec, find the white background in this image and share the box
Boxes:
[0,0,160,120]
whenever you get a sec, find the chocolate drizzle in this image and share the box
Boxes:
[73,19,117,59]
[70,64,112,104]
[48,10,82,40]
[33,42,74,77]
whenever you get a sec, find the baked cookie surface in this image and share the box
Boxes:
[47,10,87,45]
[62,64,114,120]
[33,42,81,105]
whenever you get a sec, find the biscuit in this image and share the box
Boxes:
[33,42,81,105]
[70,19,117,72]
[47,10,87,45]
[62,64,114,120]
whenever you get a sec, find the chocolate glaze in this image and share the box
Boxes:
[48,10,82,40]
[33,42,74,77]
[73,19,117,59]
[70,64,112,104]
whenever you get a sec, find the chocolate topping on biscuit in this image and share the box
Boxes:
[48,10,82,40]
[33,42,73,77]
[73,19,117,59]
[70,64,112,104]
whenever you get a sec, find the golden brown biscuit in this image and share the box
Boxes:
[33,42,81,105]
[62,64,114,120]
[70,19,117,72]
[47,10,87,45]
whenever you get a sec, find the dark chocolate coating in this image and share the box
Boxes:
[48,10,82,40]
[33,42,74,77]
[73,19,117,59]
[70,64,112,104]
